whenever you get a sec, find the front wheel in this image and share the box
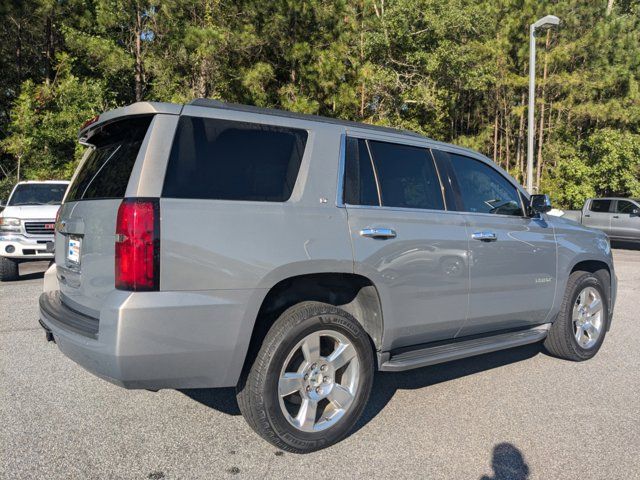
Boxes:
[544,271,609,361]
[237,301,374,453]
[0,257,19,281]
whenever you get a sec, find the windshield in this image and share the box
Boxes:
[8,184,67,206]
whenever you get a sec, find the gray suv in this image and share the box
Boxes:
[39,100,617,453]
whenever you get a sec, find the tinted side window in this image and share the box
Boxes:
[449,155,523,216]
[590,200,612,213]
[344,137,379,206]
[615,200,636,213]
[368,140,444,210]
[67,116,153,201]
[163,116,308,202]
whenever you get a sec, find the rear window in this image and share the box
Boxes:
[8,183,67,206]
[66,116,153,201]
[162,116,308,202]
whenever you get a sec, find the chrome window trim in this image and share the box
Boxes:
[342,202,536,220]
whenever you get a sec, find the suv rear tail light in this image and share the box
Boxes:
[115,198,160,291]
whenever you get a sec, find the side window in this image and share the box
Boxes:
[590,200,612,213]
[163,116,308,202]
[367,140,444,210]
[344,137,379,206]
[449,154,524,216]
[615,200,636,214]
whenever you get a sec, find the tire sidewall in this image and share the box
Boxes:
[262,307,373,452]
[565,273,609,359]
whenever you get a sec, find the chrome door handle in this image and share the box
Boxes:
[471,231,497,242]
[360,228,397,239]
[613,215,619,218]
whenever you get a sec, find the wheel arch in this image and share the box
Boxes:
[242,272,384,376]
[568,259,613,325]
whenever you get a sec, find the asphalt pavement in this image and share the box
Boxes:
[1,250,639,479]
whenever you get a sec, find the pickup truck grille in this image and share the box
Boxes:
[24,221,56,236]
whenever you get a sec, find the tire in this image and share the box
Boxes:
[237,301,374,453]
[0,257,19,281]
[544,271,609,361]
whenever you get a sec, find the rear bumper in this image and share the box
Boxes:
[0,234,54,259]
[39,288,262,389]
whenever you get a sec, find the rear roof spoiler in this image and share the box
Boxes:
[78,102,183,144]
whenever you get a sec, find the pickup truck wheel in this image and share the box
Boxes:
[237,301,374,453]
[0,257,19,281]
[544,271,608,361]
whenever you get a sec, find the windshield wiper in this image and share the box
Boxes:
[11,202,45,206]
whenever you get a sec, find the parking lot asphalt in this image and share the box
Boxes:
[1,249,639,480]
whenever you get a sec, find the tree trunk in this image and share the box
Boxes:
[134,9,144,102]
[45,14,54,85]
[606,0,615,15]
[16,19,22,84]
[504,101,511,172]
[535,30,551,192]
[493,109,499,163]
[359,2,366,118]
[515,92,526,182]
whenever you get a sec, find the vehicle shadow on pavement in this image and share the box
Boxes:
[354,343,542,433]
[611,240,640,250]
[179,387,241,415]
[480,442,530,480]
[179,342,542,428]
[14,271,46,281]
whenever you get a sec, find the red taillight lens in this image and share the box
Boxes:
[115,198,159,291]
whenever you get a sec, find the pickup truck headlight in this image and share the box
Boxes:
[0,217,21,232]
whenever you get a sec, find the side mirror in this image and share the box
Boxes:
[632,208,640,216]
[529,194,552,216]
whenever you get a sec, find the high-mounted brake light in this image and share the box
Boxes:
[115,198,160,291]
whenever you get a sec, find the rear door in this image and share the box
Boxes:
[437,151,557,337]
[344,136,469,350]
[611,199,640,240]
[583,199,612,234]
[56,116,157,315]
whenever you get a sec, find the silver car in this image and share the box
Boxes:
[39,100,617,453]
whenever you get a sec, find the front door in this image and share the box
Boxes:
[439,152,557,337]
[611,199,640,241]
[343,136,469,351]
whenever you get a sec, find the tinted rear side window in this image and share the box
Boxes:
[368,140,444,210]
[163,116,308,202]
[66,116,153,201]
[590,200,612,212]
[344,137,379,206]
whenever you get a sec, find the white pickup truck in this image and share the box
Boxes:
[0,181,69,281]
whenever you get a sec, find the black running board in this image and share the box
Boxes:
[379,324,550,372]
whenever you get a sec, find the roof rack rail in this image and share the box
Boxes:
[188,98,426,139]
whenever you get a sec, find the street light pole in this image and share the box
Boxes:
[527,15,560,194]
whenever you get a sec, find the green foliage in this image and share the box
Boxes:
[0,0,639,208]
[1,54,113,180]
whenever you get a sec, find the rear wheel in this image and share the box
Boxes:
[0,257,19,281]
[237,301,374,453]
[544,271,608,361]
